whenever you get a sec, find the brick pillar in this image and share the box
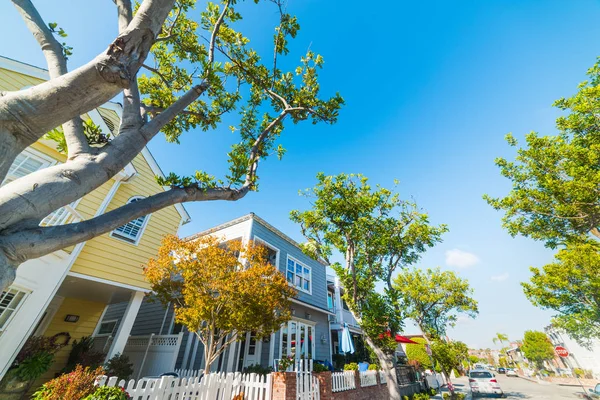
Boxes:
[271,372,296,400]
[315,371,332,400]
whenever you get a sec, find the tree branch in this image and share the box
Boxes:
[0,0,177,176]
[208,0,231,65]
[12,0,91,159]
[0,184,251,263]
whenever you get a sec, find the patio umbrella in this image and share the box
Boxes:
[339,323,355,354]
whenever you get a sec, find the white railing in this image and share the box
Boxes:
[40,202,82,226]
[96,371,272,400]
[359,370,377,387]
[331,371,355,392]
[274,359,313,372]
[379,370,387,384]
[296,372,319,400]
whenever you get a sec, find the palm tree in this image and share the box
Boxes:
[493,333,509,348]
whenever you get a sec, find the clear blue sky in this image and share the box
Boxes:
[3,0,600,350]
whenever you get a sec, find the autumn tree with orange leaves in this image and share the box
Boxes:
[145,235,296,372]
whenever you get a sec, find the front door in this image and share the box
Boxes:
[243,331,262,368]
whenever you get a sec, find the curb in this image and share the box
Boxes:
[517,375,551,385]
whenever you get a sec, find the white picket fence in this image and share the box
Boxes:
[331,371,356,392]
[175,369,204,379]
[359,370,377,387]
[379,370,387,384]
[96,371,272,400]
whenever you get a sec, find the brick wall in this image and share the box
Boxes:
[272,370,400,400]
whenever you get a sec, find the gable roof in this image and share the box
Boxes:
[0,55,191,224]
[185,212,328,266]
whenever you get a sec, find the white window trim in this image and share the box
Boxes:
[109,196,152,246]
[0,286,32,334]
[253,235,280,268]
[2,148,58,185]
[286,255,312,295]
[95,319,119,337]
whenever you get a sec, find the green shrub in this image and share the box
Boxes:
[242,364,274,375]
[14,352,54,381]
[368,364,378,370]
[64,337,106,373]
[313,363,329,373]
[32,365,104,400]
[83,386,130,400]
[343,362,358,371]
[403,396,410,400]
[429,388,437,396]
[104,353,134,381]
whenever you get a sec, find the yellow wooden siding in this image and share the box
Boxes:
[34,298,105,388]
[0,67,44,90]
[70,154,181,289]
[97,108,121,136]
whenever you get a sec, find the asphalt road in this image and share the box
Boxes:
[451,375,588,399]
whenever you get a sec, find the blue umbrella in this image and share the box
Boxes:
[339,323,355,354]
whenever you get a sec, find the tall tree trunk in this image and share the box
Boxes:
[364,335,401,400]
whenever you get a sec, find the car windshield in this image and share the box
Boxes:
[470,371,493,378]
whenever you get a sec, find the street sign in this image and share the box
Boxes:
[555,346,569,357]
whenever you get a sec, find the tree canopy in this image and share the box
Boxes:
[144,235,296,371]
[521,330,555,369]
[484,59,600,248]
[0,0,342,290]
[430,340,468,384]
[522,241,600,346]
[290,173,447,400]
[393,267,478,340]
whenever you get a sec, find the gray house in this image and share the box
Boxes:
[93,213,333,375]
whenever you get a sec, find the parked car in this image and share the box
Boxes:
[497,367,506,374]
[506,369,518,377]
[468,370,504,398]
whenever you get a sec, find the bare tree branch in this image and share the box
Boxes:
[11,0,91,159]
[0,184,251,264]
[208,0,231,65]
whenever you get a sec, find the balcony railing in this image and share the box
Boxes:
[40,202,82,226]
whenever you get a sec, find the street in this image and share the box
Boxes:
[450,375,589,399]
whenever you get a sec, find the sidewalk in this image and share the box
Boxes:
[431,377,472,400]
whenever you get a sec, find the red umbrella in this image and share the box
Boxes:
[395,334,418,344]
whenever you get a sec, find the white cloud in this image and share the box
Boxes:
[445,249,479,269]
[491,273,509,282]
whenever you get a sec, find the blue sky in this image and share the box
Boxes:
[3,0,600,350]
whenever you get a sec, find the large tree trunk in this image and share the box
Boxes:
[364,335,401,400]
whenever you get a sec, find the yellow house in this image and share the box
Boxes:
[0,56,190,382]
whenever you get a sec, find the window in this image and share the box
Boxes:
[254,237,279,267]
[327,291,335,312]
[279,320,315,360]
[111,197,149,244]
[96,320,118,336]
[286,257,311,293]
[2,149,54,185]
[0,288,30,333]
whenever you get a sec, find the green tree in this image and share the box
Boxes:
[468,355,480,364]
[393,267,478,340]
[405,337,433,370]
[430,340,468,391]
[522,241,600,346]
[0,0,343,290]
[521,330,555,370]
[290,173,447,400]
[484,59,600,249]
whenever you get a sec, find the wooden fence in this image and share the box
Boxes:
[330,371,356,392]
[96,371,272,400]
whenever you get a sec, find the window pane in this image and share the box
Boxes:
[287,271,294,283]
[281,324,288,357]
[287,259,294,271]
[303,280,310,291]
[303,267,310,277]
[296,264,302,274]
[295,276,302,287]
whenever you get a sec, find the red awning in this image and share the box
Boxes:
[395,334,418,344]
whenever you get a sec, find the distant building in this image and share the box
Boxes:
[545,325,600,379]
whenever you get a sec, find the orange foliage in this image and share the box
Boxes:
[144,235,296,370]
